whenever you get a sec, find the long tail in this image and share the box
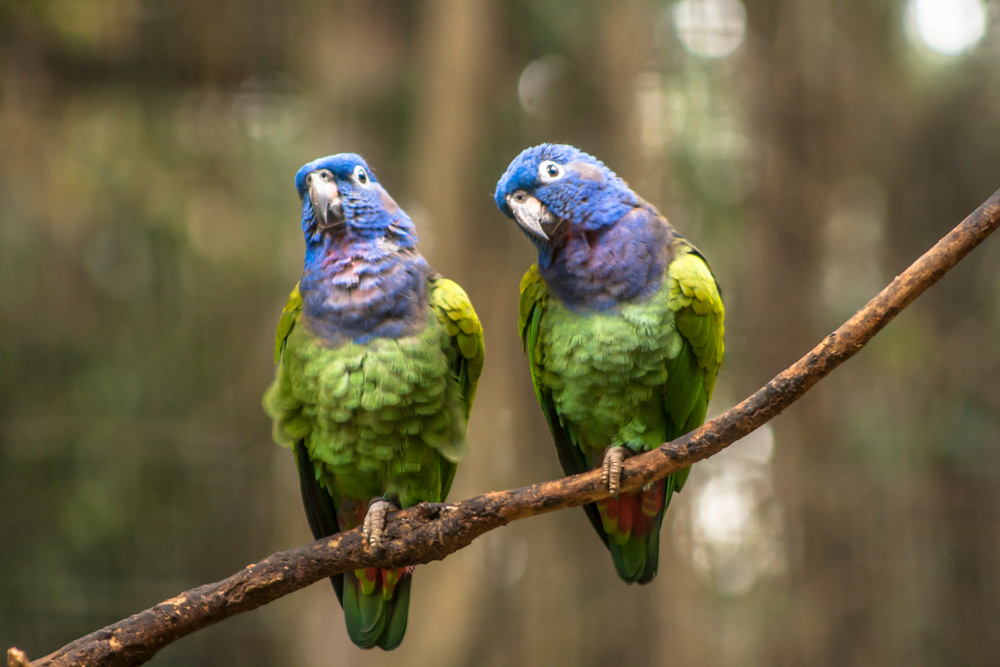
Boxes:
[341,567,413,650]
[594,472,682,584]
[293,442,412,649]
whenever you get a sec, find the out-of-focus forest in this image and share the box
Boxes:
[2,0,1000,665]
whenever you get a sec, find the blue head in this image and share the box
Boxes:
[494,144,671,310]
[294,154,428,343]
[494,144,640,244]
[296,153,417,248]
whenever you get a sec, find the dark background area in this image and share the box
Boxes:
[2,1,1000,665]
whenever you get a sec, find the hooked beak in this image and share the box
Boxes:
[506,191,555,240]
[306,172,344,230]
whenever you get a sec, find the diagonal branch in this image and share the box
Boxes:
[9,187,1000,667]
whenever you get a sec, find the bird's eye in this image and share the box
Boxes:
[512,191,527,204]
[353,165,369,185]
[538,160,564,183]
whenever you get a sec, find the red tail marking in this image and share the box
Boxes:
[641,480,665,518]
[599,486,666,539]
[618,494,634,537]
[599,496,621,521]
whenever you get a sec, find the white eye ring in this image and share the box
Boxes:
[353,165,370,185]
[538,160,564,184]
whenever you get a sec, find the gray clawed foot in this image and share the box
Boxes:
[363,498,396,552]
[601,445,626,496]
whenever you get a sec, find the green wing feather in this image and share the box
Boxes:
[664,241,725,492]
[665,245,724,422]
[273,282,302,364]
[519,265,610,546]
[518,265,547,406]
[428,273,484,498]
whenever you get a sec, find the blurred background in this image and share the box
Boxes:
[2,0,1000,665]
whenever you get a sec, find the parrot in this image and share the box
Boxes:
[263,154,484,649]
[494,144,723,584]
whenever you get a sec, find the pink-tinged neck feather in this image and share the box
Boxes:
[538,204,673,311]
[301,233,429,344]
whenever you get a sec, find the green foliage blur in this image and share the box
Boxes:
[2,1,1000,665]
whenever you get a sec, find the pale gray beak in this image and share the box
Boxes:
[306,172,344,229]
[506,190,555,240]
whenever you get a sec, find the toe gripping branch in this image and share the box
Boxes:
[601,446,627,497]
[363,498,398,553]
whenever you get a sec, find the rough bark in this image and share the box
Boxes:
[9,187,1000,667]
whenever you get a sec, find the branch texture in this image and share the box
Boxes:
[11,187,1000,667]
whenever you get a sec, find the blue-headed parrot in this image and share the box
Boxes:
[264,154,484,648]
[495,144,723,583]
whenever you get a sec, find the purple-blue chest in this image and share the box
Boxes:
[538,206,674,312]
[300,237,430,345]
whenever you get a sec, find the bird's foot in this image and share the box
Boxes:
[363,498,397,553]
[601,445,628,497]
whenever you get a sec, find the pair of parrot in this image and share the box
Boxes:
[262,144,724,650]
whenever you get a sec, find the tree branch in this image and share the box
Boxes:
[10,187,1000,667]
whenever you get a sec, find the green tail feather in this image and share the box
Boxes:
[381,576,411,651]
[604,471,680,584]
[341,572,411,650]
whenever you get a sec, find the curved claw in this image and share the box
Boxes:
[601,446,626,497]
[362,498,396,553]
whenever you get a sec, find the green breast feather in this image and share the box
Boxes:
[264,275,483,506]
[520,243,723,454]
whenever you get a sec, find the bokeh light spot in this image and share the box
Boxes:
[906,0,986,55]
[672,424,787,596]
[673,0,747,59]
[697,475,756,545]
[517,55,568,116]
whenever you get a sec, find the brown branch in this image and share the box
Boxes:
[10,187,1000,667]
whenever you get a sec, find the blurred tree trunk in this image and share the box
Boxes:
[410,0,492,281]
[404,3,509,664]
[596,0,654,182]
[742,0,851,663]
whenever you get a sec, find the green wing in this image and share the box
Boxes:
[663,242,725,490]
[265,282,309,449]
[518,265,548,410]
[519,265,610,546]
[273,282,303,364]
[264,282,348,601]
[428,273,484,498]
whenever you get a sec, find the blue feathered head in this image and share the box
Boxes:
[295,153,416,247]
[494,144,639,243]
